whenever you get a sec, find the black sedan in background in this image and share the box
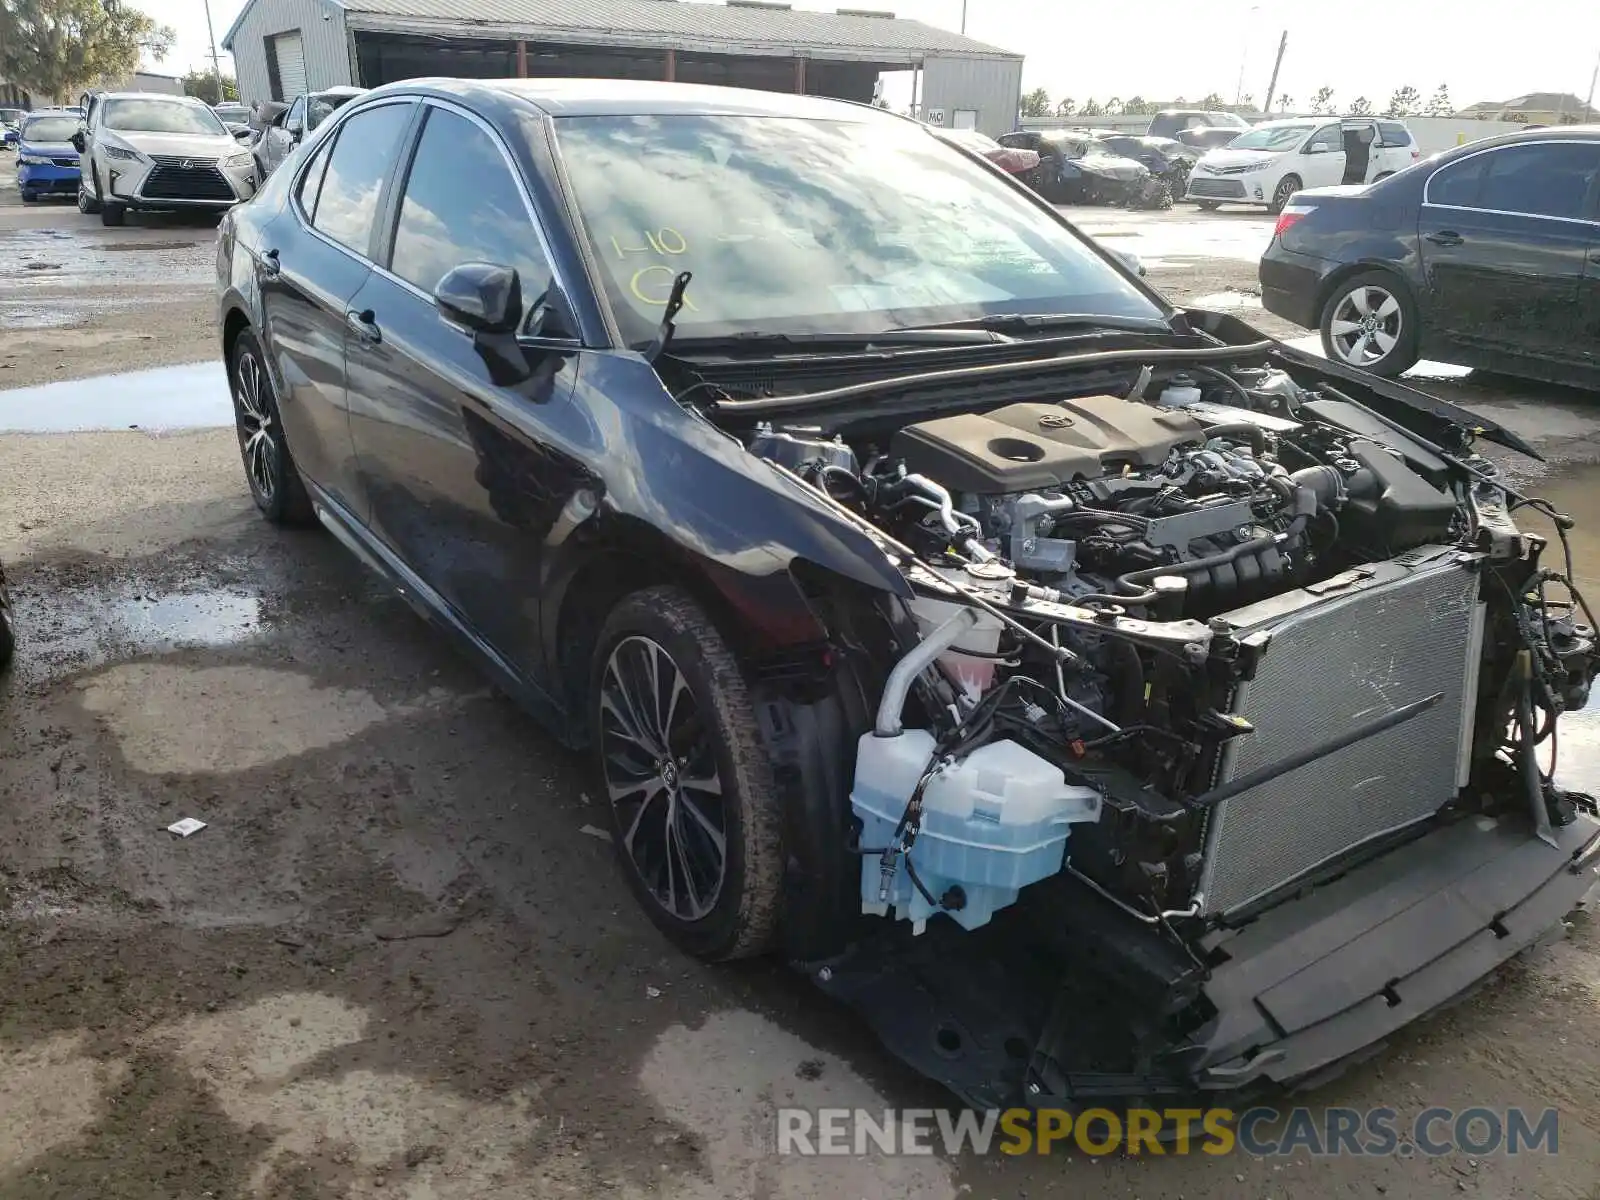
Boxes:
[1260,126,1600,385]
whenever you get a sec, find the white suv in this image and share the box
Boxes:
[1185,116,1420,214]
[73,92,257,226]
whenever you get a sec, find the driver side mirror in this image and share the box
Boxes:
[436,262,522,333]
[70,130,86,153]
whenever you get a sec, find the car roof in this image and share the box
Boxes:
[357,77,897,123]
[98,92,209,103]
[311,86,366,97]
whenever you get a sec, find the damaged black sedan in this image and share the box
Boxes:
[216,79,1600,1113]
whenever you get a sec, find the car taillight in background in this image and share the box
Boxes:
[1274,203,1315,240]
[989,147,1041,175]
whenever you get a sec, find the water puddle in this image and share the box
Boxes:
[0,226,213,289]
[0,361,232,431]
[1283,333,1473,380]
[1067,209,1275,264]
[0,293,194,330]
[15,580,264,681]
[1192,289,1263,310]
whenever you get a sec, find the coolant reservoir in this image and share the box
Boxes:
[852,730,1103,934]
[908,595,1004,698]
[1159,381,1202,407]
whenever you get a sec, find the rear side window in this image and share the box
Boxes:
[1475,142,1600,219]
[309,102,413,256]
[389,107,552,315]
[296,137,333,212]
[1378,121,1412,147]
[1427,155,1484,206]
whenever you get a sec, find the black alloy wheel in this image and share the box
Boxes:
[230,331,314,524]
[592,587,783,961]
[1269,174,1301,215]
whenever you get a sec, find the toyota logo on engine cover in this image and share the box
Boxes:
[1038,412,1075,429]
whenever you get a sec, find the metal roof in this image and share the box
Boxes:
[226,0,1018,63]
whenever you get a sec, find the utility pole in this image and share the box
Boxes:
[960,0,968,34]
[1586,46,1599,117]
[201,0,224,99]
[1261,30,1287,116]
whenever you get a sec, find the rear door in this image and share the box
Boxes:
[344,100,583,678]
[260,98,417,517]
[1419,140,1600,364]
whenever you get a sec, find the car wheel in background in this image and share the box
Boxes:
[77,174,101,214]
[1195,199,1221,211]
[591,586,784,962]
[1319,270,1420,377]
[19,190,35,204]
[1269,175,1301,215]
[0,558,14,672]
[230,329,314,524]
[100,201,125,227]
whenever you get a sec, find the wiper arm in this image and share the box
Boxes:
[666,327,1014,352]
[924,312,1177,335]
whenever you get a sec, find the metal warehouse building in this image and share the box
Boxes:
[221,0,1023,136]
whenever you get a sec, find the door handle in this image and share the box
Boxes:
[1425,231,1464,247]
[346,308,381,345]
[260,247,281,277]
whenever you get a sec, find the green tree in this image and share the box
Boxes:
[1105,97,1123,115]
[1019,87,1052,118]
[1276,94,1294,112]
[1081,98,1105,117]
[1425,83,1453,116]
[1123,95,1149,116]
[1310,86,1335,114]
[1349,95,1374,116]
[1199,92,1224,108]
[0,0,175,101]
[1386,85,1421,116]
[182,68,237,105]
[1054,97,1076,117]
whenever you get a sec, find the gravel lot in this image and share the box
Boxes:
[3,182,1600,1199]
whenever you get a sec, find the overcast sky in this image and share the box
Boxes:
[144,0,1600,112]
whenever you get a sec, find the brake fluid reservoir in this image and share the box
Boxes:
[852,730,1102,934]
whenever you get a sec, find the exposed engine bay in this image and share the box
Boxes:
[691,341,1600,1109]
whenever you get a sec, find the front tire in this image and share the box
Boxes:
[77,170,101,214]
[591,587,784,961]
[230,330,314,524]
[1269,174,1302,215]
[1319,270,1420,377]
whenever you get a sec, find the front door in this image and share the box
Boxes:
[1419,140,1600,365]
[345,101,583,680]
[262,95,303,175]
[1297,122,1346,188]
[259,98,417,516]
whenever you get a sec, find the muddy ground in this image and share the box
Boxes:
[3,186,1600,1199]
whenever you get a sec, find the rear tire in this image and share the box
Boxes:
[100,201,125,227]
[1319,269,1420,378]
[230,329,315,524]
[591,586,784,961]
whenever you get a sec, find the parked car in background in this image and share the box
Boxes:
[213,102,252,125]
[1261,126,1600,384]
[73,91,257,226]
[1187,116,1419,213]
[251,86,366,181]
[998,130,1165,206]
[0,107,23,150]
[14,111,82,202]
[1147,108,1251,151]
[1092,131,1197,196]
[932,125,1040,180]
[215,76,1600,1119]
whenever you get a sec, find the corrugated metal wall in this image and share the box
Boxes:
[228,0,354,104]
[918,53,1022,139]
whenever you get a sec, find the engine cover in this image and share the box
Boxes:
[892,396,1208,495]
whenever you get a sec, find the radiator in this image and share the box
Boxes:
[1197,549,1486,916]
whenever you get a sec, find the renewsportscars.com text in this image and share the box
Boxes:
[776,1106,1560,1157]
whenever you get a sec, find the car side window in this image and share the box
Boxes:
[387,106,554,324]
[1474,142,1600,220]
[309,103,414,257]
[285,96,305,136]
[1378,121,1412,148]
[1427,155,1484,207]
[297,137,334,213]
[1306,125,1342,153]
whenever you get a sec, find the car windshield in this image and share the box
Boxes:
[22,115,78,142]
[103,98,226,136]
[554,114,1162,344]
[1227,124,1314,151]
